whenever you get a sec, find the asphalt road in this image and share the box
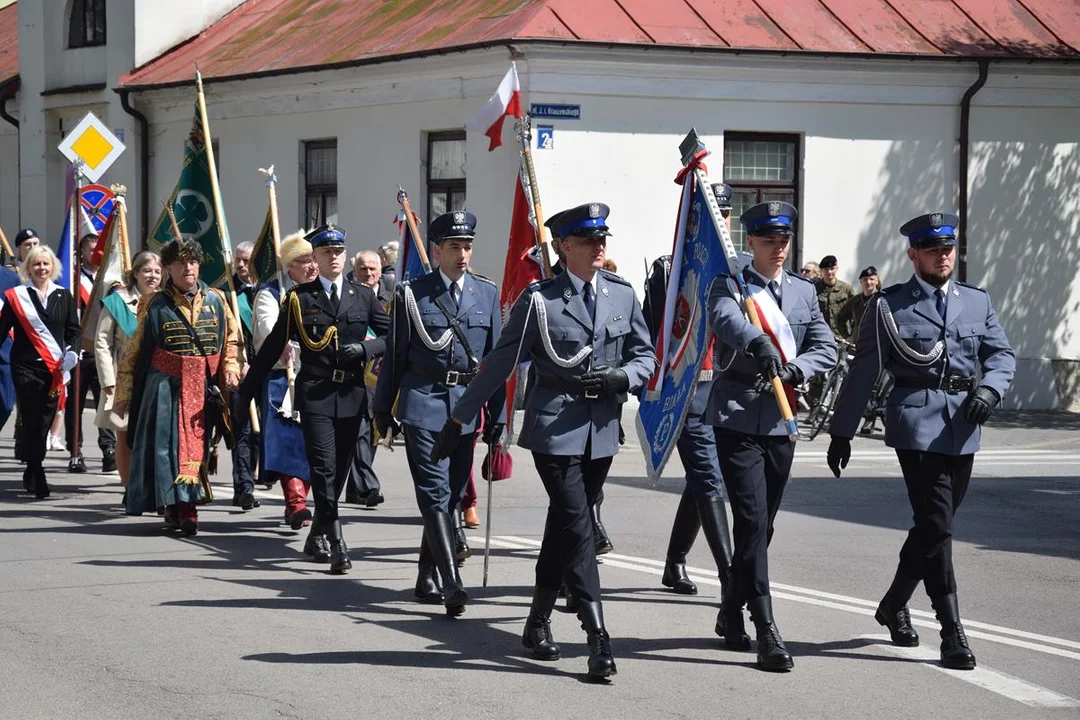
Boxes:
[0,410,1077,719]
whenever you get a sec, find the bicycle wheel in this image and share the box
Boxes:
[806,366,845,440]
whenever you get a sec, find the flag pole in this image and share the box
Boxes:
[260,165,297,407]
[71,160,85,464]
[0,225,13,260]
[112,184,132,275]
[396,187,432,272]
[516,115,553,280]
[195,69,259,432]
[483,441,495,587]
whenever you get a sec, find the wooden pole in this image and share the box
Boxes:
[71,163,85,461]
[111,184,132,274]
[516,115,554,279]
[396,187,432,272]
[260,165,297,405]
[0,225,13,259]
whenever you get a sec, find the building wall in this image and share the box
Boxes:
[132,47,1079,409]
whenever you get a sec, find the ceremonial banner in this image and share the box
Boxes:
[635,171,727,480]
[393,209,426,283]
[249,204,278,284]
[467,63,522,151]
[57,186,108,305]
[83,199,124,342]
[147,102,232,290]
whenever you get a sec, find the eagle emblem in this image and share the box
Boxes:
[768,201,782,216]
[930,213,943,228]
[588,204,601,219]
[453,211,466,225]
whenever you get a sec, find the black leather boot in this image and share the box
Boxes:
[748,595,794,671]
[577,600,617,679]
[427,512,469,616]
[661,488,700,595]
[34,466,50,500]
[875,570,920,647]
[698,496,735,635]
[451,509,471,565]
[933,593,976,670]
[718,572,751,651]
[591,504,614,555]
[414,530,443,603]
[303,520,331,563]
[326,520,352,575]
[22,467,33,492]
[521,587,561,661]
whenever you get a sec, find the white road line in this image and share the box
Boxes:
[862,634,1080,709]
[493,535,1080,658]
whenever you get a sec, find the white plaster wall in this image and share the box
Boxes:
[0,123,19,235]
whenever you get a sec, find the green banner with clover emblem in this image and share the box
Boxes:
[148,102,232,290]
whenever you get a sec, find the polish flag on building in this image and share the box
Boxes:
[467,63,523,151]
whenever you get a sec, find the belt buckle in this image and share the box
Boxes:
[331,368,346,383]
[584,388,599,400]
[445,371,460,387]
[941,375,962,393]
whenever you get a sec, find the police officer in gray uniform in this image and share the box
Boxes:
[431,202,656,680]
[827,212,1014,670]
[372,210,505,618]
[708,201,837,671]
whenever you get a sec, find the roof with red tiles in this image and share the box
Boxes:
[120,0,1080,88]
[0,2,19,87]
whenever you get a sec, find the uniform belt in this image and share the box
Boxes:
[412,366,476,387]
[718,369,760,386]
[535,375,603,400]
[897,375,976,394]
[303,365,357,384]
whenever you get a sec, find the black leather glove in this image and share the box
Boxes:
[754,362,803,394]
[827,435,851,478]
[430,420,463,462]
[339,343,367,367]
[581,365,630,398]
[482,422,505,446]
[746,335,782,380]
[964,385,1000,425]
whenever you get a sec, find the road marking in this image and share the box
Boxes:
[862,634,1080,709]
[1031,489,1080,495]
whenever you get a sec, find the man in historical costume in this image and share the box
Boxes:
[708,201,837,671]
[372,211,505,616]
[230,240,261,509]
[114,239,242,536]
[432,202,656,679]
[241,224,390,574]
[828,212,1015,670]
[251,232,318,529]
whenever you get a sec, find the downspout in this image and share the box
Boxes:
[117,87,150,246]
[0,77,20,230]
[0,77,19,128]
[958,59,990,283]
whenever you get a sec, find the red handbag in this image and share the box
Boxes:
[482,442,514,481]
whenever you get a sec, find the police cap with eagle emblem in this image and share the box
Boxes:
[711,183,733,211]
[305,223,347,248]
[899,212,959,248]
[545,202,612,239]
[429,210,477,243]
[740,200,797,237]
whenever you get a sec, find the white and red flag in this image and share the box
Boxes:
[467,63,523,151]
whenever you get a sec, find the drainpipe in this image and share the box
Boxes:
[0,77,20,230]
[958,59,990,283]
[117,87,150,246]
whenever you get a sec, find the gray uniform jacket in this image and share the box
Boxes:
[453,269,656,458]
[372,270,505,434]
[830,275,1015,455]
[708,268,838,436]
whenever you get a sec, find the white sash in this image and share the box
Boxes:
[726,275,797,362]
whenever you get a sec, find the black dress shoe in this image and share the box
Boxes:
[34,468,51,500]
[876,600,920,647]
[22,468,33,492]
[939,623,976,669]
[329,539,352,575]
[233,491,258,511]
[661,559,698,595]
[756,623,794,671]
[303,533,331,563]
[68,454,87,474]
[718,607,751,651]
[365,490,385,507]
[522,615,561,661]
[102,450,117,473]
[345,490,364,504]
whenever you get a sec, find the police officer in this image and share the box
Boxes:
[708,201,837,671]
[645,184,735,626]
[827,212,1014,670]
[431,202,656,680]
[372,211,505,618]
[241,224,390,574]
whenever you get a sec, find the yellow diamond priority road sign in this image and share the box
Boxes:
[57,112,126,183]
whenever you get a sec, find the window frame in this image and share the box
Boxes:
[426,130,467,226]
[68,0,107,49]
[722,131,802,265]
[303,139,338,227]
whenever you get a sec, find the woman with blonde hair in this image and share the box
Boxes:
[0,245,80,498]
[94,250,162,491]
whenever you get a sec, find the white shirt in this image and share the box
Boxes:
[440,270,465,301]
[914,274,951,311]
[745,263,785,302]
[565,270,597,297]
[27,280,59,306]
[319,274,344,303]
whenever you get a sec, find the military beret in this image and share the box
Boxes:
[545,203,612,239]
[306,223,347,249]
[859,265,878,279]
[711,183,733,211]
[819,255,838,269]
[429,210,476,243]
[739,201,796,236]
[900,213,959,248]
[14,228,38,246]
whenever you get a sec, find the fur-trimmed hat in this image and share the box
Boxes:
[280,232,313,268]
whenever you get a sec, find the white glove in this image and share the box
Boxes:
[61,350,79,372]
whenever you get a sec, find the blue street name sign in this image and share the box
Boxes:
[530,103,581,120]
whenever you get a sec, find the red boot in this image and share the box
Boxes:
[281,476,312,531]
[177,502,199,536]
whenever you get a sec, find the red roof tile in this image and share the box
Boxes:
[0,3,19,86]
[120,0,1080,88]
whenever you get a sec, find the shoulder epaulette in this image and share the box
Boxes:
[955,281,987,294]
[880,283,904,295]
[599,269,630,286]
[469,271,496,287]
[789,271,814,287]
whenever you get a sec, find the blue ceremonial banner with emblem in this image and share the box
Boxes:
[635,178,726,480]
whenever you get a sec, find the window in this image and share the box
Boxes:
[723,133,800,257]
[304,140,337,227]
[427,131,466,225]
[68,0,106,48]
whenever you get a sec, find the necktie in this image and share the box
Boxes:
[449,282,460,311]
[329,281,340,313]
[583,282,596,321]
[935,288,946,321]
[768,280,781,304]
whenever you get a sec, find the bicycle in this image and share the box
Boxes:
[802,338,854,440]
